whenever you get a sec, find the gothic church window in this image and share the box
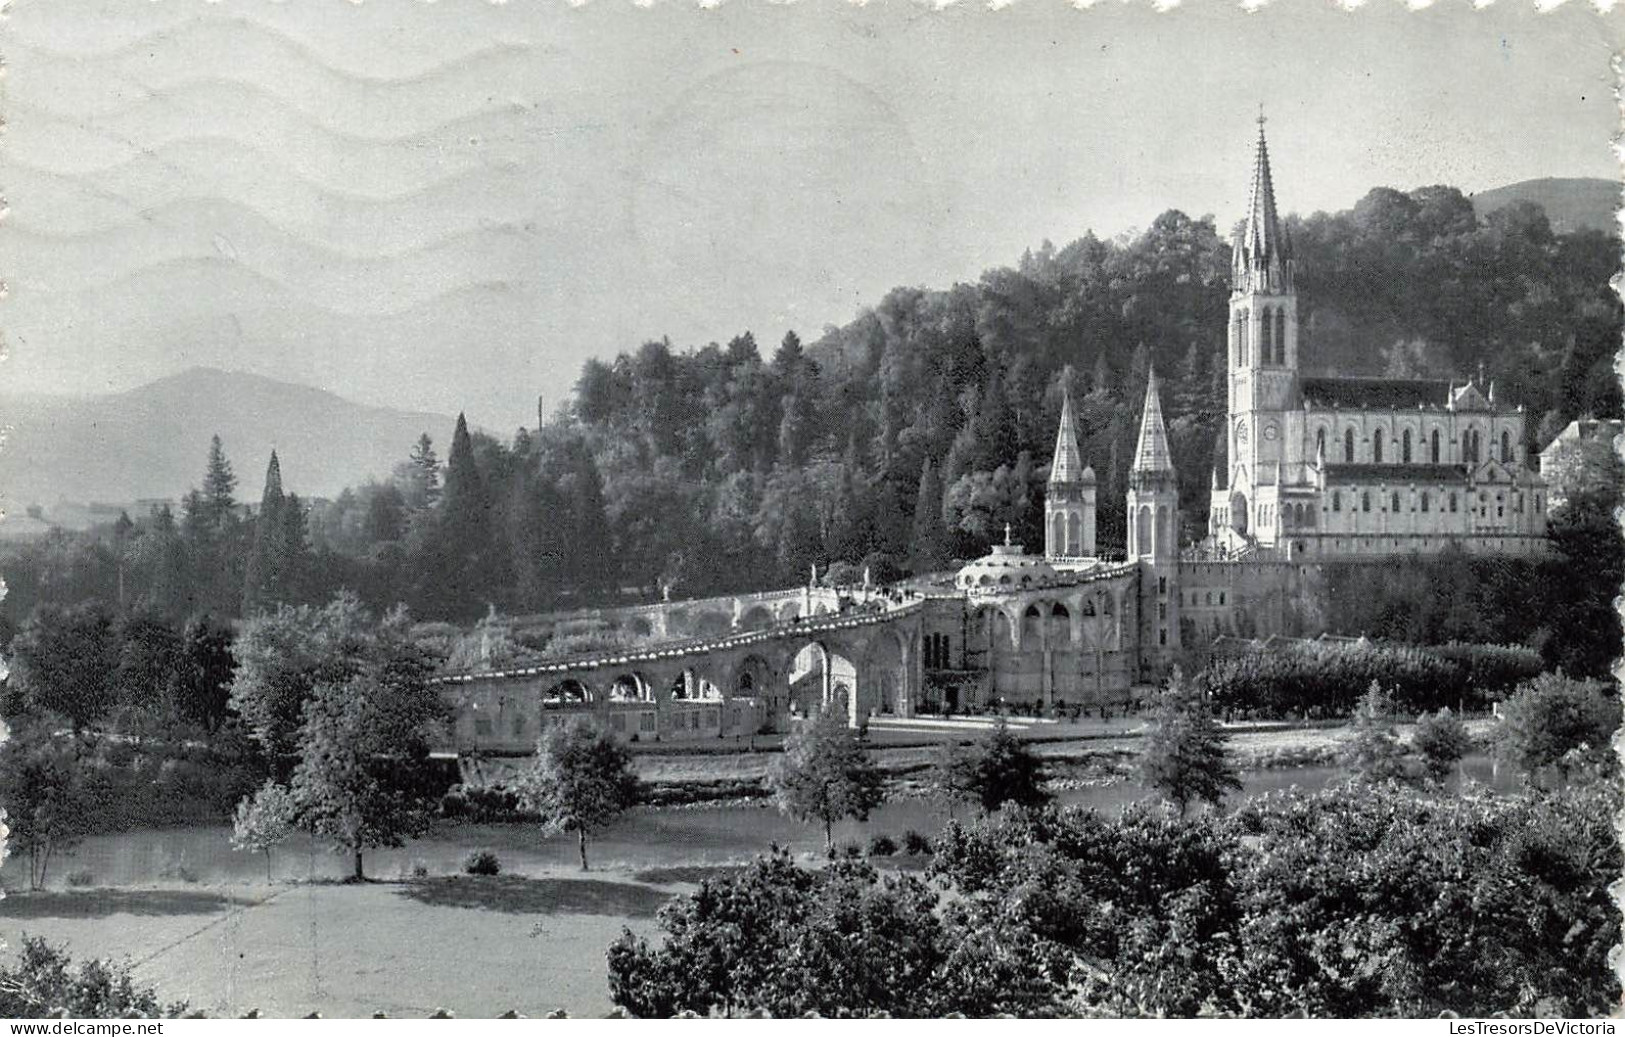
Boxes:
[1316,428,1326,458]
[1361,492,1371,513]
[1431,429,1441,464]
[1260,307,1274,364]
[1332,491,1341,512]
[1449,492,1458,513]
[1403,429,1413,463]
[1421,492,1430,513]
[1501,431,1512,463]
[1373,430,1384,464]
[1391,492,1400,512]
[1274,310,1287,364]
[1344,428,1355,463]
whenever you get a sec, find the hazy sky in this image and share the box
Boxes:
[2,1,1619,429]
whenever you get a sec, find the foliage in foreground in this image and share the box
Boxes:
[0,937,187,1019]
[608,782,1621,1018]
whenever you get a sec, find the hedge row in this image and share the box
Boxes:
[1197,640,1544,719]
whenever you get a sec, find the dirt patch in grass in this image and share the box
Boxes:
[0,889,256,920]
[393,875,674,918]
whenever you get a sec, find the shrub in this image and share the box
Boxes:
[902,830,932,856]
[866,834,897,857]
[65,869,93,888]
[463,849,502,876]
[828,839,864,860]
[0,937,188,1018]
[411,860,430,879]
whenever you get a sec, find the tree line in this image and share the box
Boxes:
[1,186,1616,633]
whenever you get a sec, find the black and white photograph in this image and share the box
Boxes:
[0,0,1619,1023]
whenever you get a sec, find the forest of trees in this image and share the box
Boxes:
[1,186,1617,634]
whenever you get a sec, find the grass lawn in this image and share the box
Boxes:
[0,872,679,1019]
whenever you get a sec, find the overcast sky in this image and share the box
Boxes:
[2,1,1618,429]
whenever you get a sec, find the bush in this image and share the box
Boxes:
[828,840,863,860]
[64,869,93,888]
[463,849,502,876]
[866,834,897,857]
[902,830,932,856]
[0,937,187,1018]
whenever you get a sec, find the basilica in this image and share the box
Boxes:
[436,125,1558,747]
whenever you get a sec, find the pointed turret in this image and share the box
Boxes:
[1233,117,1293,295]
[1044,389,1096,560]
[1131,372,1176,478]
[1049,390,1085,484]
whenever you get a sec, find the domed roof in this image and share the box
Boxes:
[956,542,1058,591]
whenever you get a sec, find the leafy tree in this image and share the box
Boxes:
[1411,707,1470,782]
[174,614,236,733]
[1138,667,1240,816]
[518,717,641,871]
[925,739,980,819]
[0,937,187,1018]
[231,780,297,882]
[1343,682,1413,784]
[7,602,120,732]
[1493,672,1620,786]
[770,707,884,849]
[114,610,183,718]
[286,666,446,881]
[967,718,1051,813]
[0,732,93,889]
[229,594,436,769]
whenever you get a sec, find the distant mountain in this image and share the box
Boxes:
[1470,177,1619,235]
[0,368,456,514]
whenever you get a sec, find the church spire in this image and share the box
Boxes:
[1048,390,1085,484]
[1131,371,1176,477]
[1234,114,1293,295]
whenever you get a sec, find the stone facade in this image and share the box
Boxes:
[1207,124,1548,562]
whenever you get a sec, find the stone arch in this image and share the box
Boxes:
[776,600,802,622]
[1345,427,1356,463]
[692,610,732,637]
[609,672,653,702]
[628,616,653,637]
[1373,427,1385,464]
[1228,491,1248,535]
[668,669,722,701]
[1431,427,1442,464]
[1402,428,1414,464]
[1501,429,1512,463]
[1315,426,1327,460]
[862,629,908,717]
[788,642,828,718]
[737,604,774,631]
[1021,603,1044,647]
[1067,512,1082,556]
[1135,504,1152,554]
[543,678,592,705]
[1049,512,1065,555]
[1048,601,1072,647]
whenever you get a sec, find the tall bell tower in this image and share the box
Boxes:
[1045,390,1096,561]
[1128,372,1181,668]
[1226,115,1299,538]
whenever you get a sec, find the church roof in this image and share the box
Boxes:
[1233,121,1293,294]
[1300,376,1454,410]
[1323,463,1469,484]
[1131,371,1176,476]
[1048,390,1086,484]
